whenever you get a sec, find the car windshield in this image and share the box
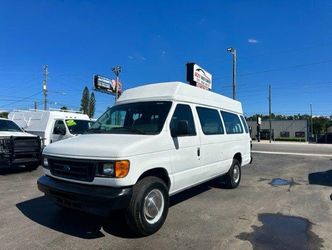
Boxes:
[88,101,172,135]
[65,119,91,135]
[0,120,22,132]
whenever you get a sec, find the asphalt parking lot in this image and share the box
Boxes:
[0,145,332,249]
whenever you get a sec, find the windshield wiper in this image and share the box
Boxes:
[85,128,108,134]
[111,126,147,134]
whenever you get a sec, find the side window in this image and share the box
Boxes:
[221,111,244,134]
[196,107,224,135]
[240,115,249,133]
[53,120,66,135]
[170,104,196,136]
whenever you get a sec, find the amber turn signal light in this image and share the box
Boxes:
[115,160,130,178]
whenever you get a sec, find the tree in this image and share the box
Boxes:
[60,106,68,111]
[80,86,90,115]
[88,92,96,118]
[0,112,9,118]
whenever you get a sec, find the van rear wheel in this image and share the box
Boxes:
[125,176,169,236]
[224,159,241,189]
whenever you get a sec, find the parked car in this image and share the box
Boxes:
[0,118,41,170]
[37,82,251,235]
[9,110,91,146]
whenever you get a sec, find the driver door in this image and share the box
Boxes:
[51,120,67,143]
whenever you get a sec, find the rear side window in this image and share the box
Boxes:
[240,115,249,133]
[170,104,196,136]
[196,107,224,135]
[221,111,244,134]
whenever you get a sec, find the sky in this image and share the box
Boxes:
[1,0,332,117]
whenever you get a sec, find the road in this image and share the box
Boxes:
[0,147,332,249]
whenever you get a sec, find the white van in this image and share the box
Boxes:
[9,110,91,146]
[37,82,251,235]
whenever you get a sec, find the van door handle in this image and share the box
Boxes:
[197,147,200,157]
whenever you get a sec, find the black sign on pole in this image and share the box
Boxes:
[93,75,114,94]
[93,74,122,96]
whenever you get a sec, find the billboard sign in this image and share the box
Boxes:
[93,75,122,95]
[186,63,212,90]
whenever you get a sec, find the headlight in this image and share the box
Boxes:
[96,160,130,178]
[103,163,115,176]
[43,157,49,169]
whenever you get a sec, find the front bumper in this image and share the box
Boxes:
[37,175,133,216]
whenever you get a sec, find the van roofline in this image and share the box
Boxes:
[117,81,243,114]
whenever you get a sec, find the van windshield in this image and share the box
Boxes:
[0,120,22,132]
[65,119,91,135]
[88,101,172,135]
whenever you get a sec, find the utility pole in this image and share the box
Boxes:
[227,47,237,100]
[310,103,313,140]
[34,101,37,111]
[43,65,48,110]
[269,84,272,143]
[112,66,122,102]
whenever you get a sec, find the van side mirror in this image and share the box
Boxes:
[171,120,189,137]
[54,126,66,135]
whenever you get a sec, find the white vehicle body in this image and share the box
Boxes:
[0,118,41,168]
[38,82,251,235]
[9,110,90,146]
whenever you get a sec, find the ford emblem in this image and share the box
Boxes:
[63,165,71,172]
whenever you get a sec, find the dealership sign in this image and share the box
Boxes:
[186,63,212,90]
[93,75,122,95]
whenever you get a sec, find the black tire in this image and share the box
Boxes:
[26,163,39,171]
[125,176,169,236]
[224,159,241,189]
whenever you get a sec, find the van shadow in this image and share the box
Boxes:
[0,166,32,175]
[16,196,138,239]
[308,170,332,187]
[16,179,224,239]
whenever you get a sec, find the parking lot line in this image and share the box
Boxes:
[252,150,332,158]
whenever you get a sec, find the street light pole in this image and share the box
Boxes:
[269,84,272,143]
[227,47,237,100]
[310,103,313,139]
[112,66,122,102]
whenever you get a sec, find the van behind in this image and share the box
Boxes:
[9,110,91,146]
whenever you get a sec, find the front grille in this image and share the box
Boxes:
[0,136,41,164]
[49,158,96,182]
[12,137,40,159]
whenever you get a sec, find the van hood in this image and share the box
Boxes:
[43,133,169,159]
[0,131,37,138]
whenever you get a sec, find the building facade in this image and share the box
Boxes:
[247,120,308,141]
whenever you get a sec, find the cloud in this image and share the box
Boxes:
[248,38,259,44]
[128,53,146,62]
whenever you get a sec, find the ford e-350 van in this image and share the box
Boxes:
[37,82,251,235]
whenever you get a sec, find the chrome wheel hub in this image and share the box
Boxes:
[233,164,240,183]
[143,189,164,224]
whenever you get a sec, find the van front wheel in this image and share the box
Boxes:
[224,159,241,189]
[125,176,169,236]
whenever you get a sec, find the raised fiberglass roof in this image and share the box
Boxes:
[117,81,243,114]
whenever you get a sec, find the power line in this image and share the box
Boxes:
[0,91,43,108]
